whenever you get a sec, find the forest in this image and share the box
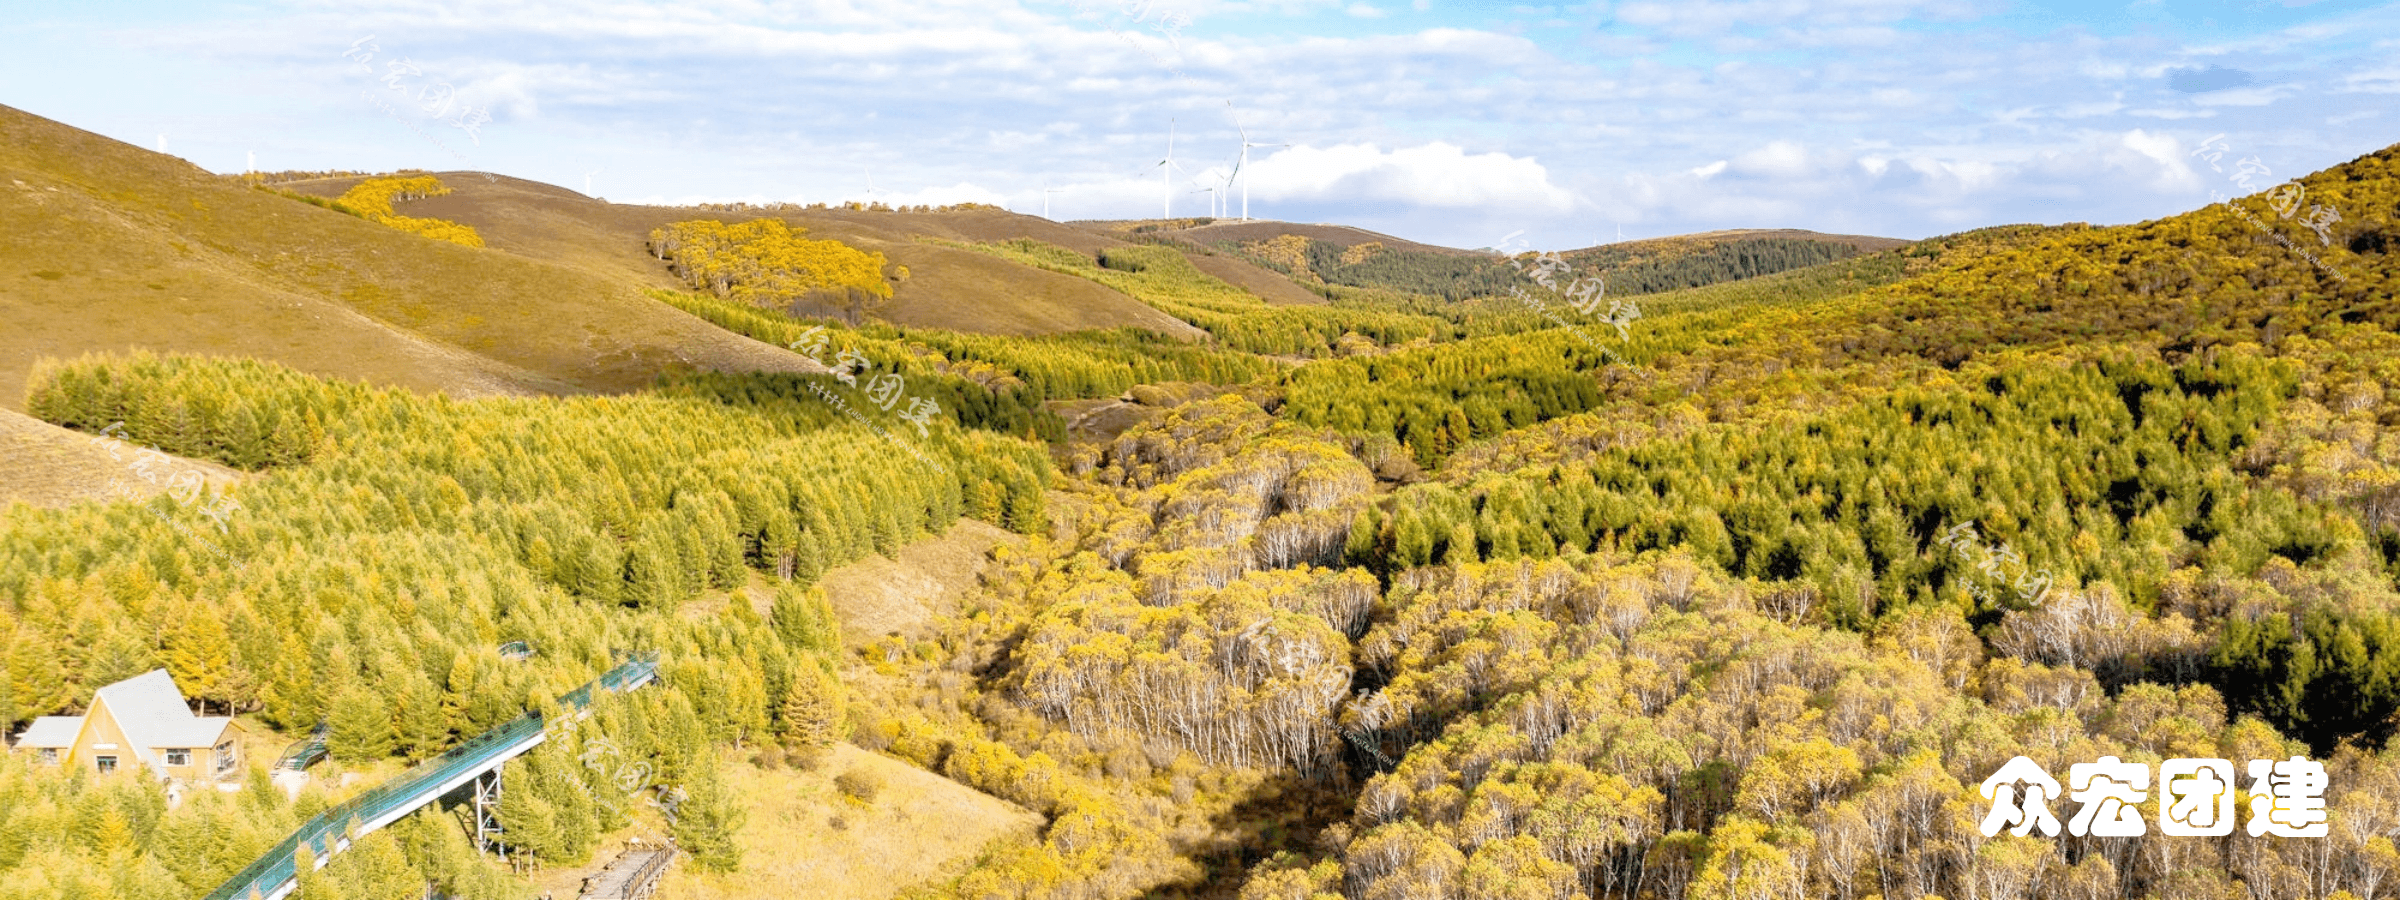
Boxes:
[2,141,2396,900]
[649,219,895,324]
[953,239,1458,357]
[0,349,1046,898]
[1197,232,1876,303]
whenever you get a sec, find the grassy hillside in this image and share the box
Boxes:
[1149,221,1908,302]
[16,95,2400,900]
[0,105,835,412]
[0,407,244,509]
[277,177,1231,338]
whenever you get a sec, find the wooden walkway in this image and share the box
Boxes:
[579,845,676,900]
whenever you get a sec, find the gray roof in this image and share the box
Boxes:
[15,716,80,749]
[6,671,233,775]
[91,670,233,775]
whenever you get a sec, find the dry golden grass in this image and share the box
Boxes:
[280,177,1212,339]
[651,745,1042,900]
[0,407,243,509]
[813,518,1020,648]
[1180,251,1325,306]
[0,105,820,415]
[1102,218,1467,255]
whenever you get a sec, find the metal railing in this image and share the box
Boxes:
[202,655,659,900]
[275,722,330,773]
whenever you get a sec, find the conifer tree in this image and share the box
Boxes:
[84,625,158,691]
[492,761,564,866]
[164,606,239,715]
[327,683,396,763]
[533,749,600,864]
[440,655,478,732]
[292,844,348,900]
[777,661,842,749]
[668,754,745,873]
[322,830,422,900]
[260,631,321,728]
[393,669,449,762]
[770,586,837,655]
[1445,523,1481,566]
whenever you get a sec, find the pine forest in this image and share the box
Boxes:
[1,73,2398,900]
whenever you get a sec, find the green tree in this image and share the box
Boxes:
[777,662,843,749]
[327,683,395,763]
[669,754,746,873]
[393,668,449,762]
[164,604,240,715]
[493,761,565,865]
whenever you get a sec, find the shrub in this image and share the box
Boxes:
[835,767,883,803]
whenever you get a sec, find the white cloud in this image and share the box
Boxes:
[24,0,2393,249]
[1730,140,1812,178]
[2189,85,2300,107]
[2113,128,2203,194]
[1613,0,2000,38]
[2339,65,2400,94]
[2125,107,2218,120]
[1246,142,1577,211]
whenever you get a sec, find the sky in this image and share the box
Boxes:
[4,0,2396,250]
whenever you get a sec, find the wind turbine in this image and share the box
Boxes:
[1219,100,1296,222]
[1191,185,1217,219]
[1216,166,1236,220]
[1138,119,1185,219]
[1225,103,1287,222]
[1044,185,1065,220]
[584,168,603,197]
[246,150,255,174]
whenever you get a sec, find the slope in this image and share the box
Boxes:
[0,407,243,509]
[0,103,818,414]
[1140,219,1910,302]
[276,177,1214,339]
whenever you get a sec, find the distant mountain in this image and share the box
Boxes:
[270,174,1218,337]
[1102,217,1911,301]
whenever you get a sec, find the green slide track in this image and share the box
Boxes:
[203,654,660,900]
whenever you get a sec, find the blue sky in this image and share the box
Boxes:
[5,0,2395,250]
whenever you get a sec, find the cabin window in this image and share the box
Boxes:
[166,749,190,766]
[215,741,236,772]
[37,749,56,764]
[96,756,117,774]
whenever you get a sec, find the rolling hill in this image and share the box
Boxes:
[1109,216,1912,302]
[13,83,2400,900]
[272,174,1235,336]
[0,105,853,413]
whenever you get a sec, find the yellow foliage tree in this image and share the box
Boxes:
[335,175,485,248]
[647,219,892,323]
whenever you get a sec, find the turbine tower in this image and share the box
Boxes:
[1226,102,1287,222]
[1044,185,1065,220]
[1140,120,1185,219]
[584,168,603,197]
